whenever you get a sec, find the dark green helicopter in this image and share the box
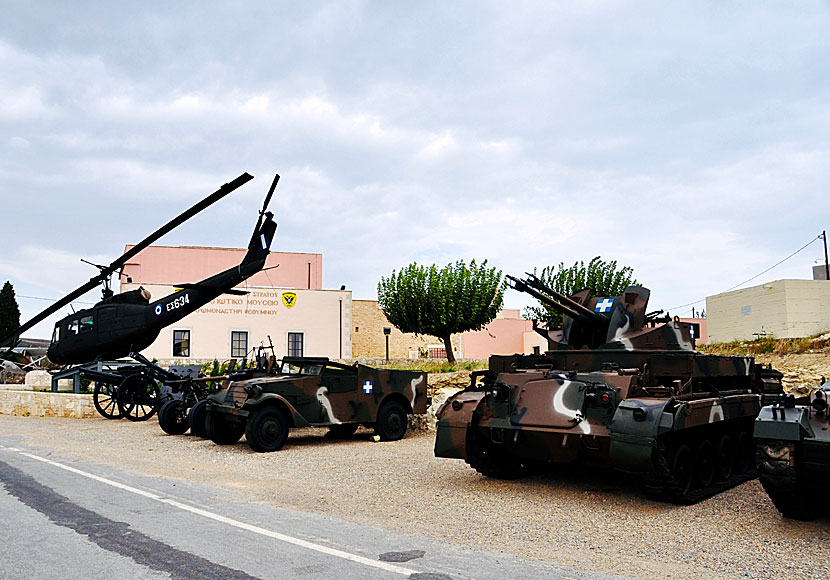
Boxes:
[0,172,279,366]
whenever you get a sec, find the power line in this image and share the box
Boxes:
[17,294,94,306]
[668,233,823,312]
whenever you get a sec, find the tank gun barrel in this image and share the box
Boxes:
[506,274,605,324]
[522,274,605,321]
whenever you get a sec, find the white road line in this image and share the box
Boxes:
[1,446,416,576]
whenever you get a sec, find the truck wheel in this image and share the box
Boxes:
[376,401,408,441]
[188,400,209,438]
[326,423,359,439]
[246,406,290,452]
[158,400,190,435]
[206,413,245,445]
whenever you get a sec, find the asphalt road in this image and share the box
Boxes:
[0,438,633,580]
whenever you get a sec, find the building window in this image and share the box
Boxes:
[288,332,304,357]
[231,331,248,358]
[173,330,190,357]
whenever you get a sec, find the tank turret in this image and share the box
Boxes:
[507,274,693,351]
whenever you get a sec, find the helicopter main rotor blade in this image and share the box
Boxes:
[261,173,280,214]
[0,172,254,348]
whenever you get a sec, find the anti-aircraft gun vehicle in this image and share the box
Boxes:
[754,379,830,520]
[201,357,427,452]
[434,274,783,504]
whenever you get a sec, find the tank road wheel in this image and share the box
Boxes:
[375,401,408,441]
[157,400,190,435]
[671,444,694,497]
[93,382,122,420]
[466,432,526,480]
[246,406,290,453]
[116,374,160,422]
[206,412,245,446]
[326,423,359,439]
[734,431,755,475]
[715,434,736,481]
[188,399,209,438]
[693,440,715,489]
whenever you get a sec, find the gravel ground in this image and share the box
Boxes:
[0,414,827,580]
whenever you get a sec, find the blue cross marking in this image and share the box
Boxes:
[595,298,614,313]
[363,380,373,394]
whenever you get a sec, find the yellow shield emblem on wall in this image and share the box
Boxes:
[282,291,297,309]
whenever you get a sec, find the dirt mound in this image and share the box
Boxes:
[753,353,830,394]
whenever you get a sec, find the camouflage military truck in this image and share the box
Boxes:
[754,380,830,520]
[434,274,783,504]
[203,357,428,452]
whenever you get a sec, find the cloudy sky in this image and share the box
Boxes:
[2,1,829,339]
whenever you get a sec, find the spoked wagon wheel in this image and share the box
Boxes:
[117,373,161,422]
[93,382,122,419]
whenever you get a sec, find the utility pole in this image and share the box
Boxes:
[823,230,829,281]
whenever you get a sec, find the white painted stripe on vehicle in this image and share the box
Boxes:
[6,447,416,576]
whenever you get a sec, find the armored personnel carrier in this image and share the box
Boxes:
[754,380,830,520]
[203,357,427,452]
[434,274,782,503]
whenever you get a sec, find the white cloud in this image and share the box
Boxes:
[2,2,830,334]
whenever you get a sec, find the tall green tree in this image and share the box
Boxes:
[378,260,504,363]
[0,281,21,340]
[523,256,637,327]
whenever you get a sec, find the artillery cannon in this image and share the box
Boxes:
[435,274,783,503]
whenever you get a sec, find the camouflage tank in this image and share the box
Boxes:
[434,274,783,503]
[204,357,427,452]
[754,379,830,520]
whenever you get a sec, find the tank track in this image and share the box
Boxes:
[642,465,756,505]
[755,440,813,520]
[465,434,526,480]
[642,439,756,505]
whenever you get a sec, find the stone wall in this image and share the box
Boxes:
[352,300,460,359]
[0,391,97,418]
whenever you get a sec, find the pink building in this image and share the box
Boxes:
[461,309,547,358]
[121,245,322,290]
[120,246,349,363]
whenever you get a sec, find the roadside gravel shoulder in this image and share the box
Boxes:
[0,415,827,580]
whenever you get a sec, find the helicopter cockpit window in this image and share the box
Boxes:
[68,320,79,335]
[79,316,94,333]
[51,325,59,343]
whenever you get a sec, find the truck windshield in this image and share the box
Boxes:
[281,362,322,376]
